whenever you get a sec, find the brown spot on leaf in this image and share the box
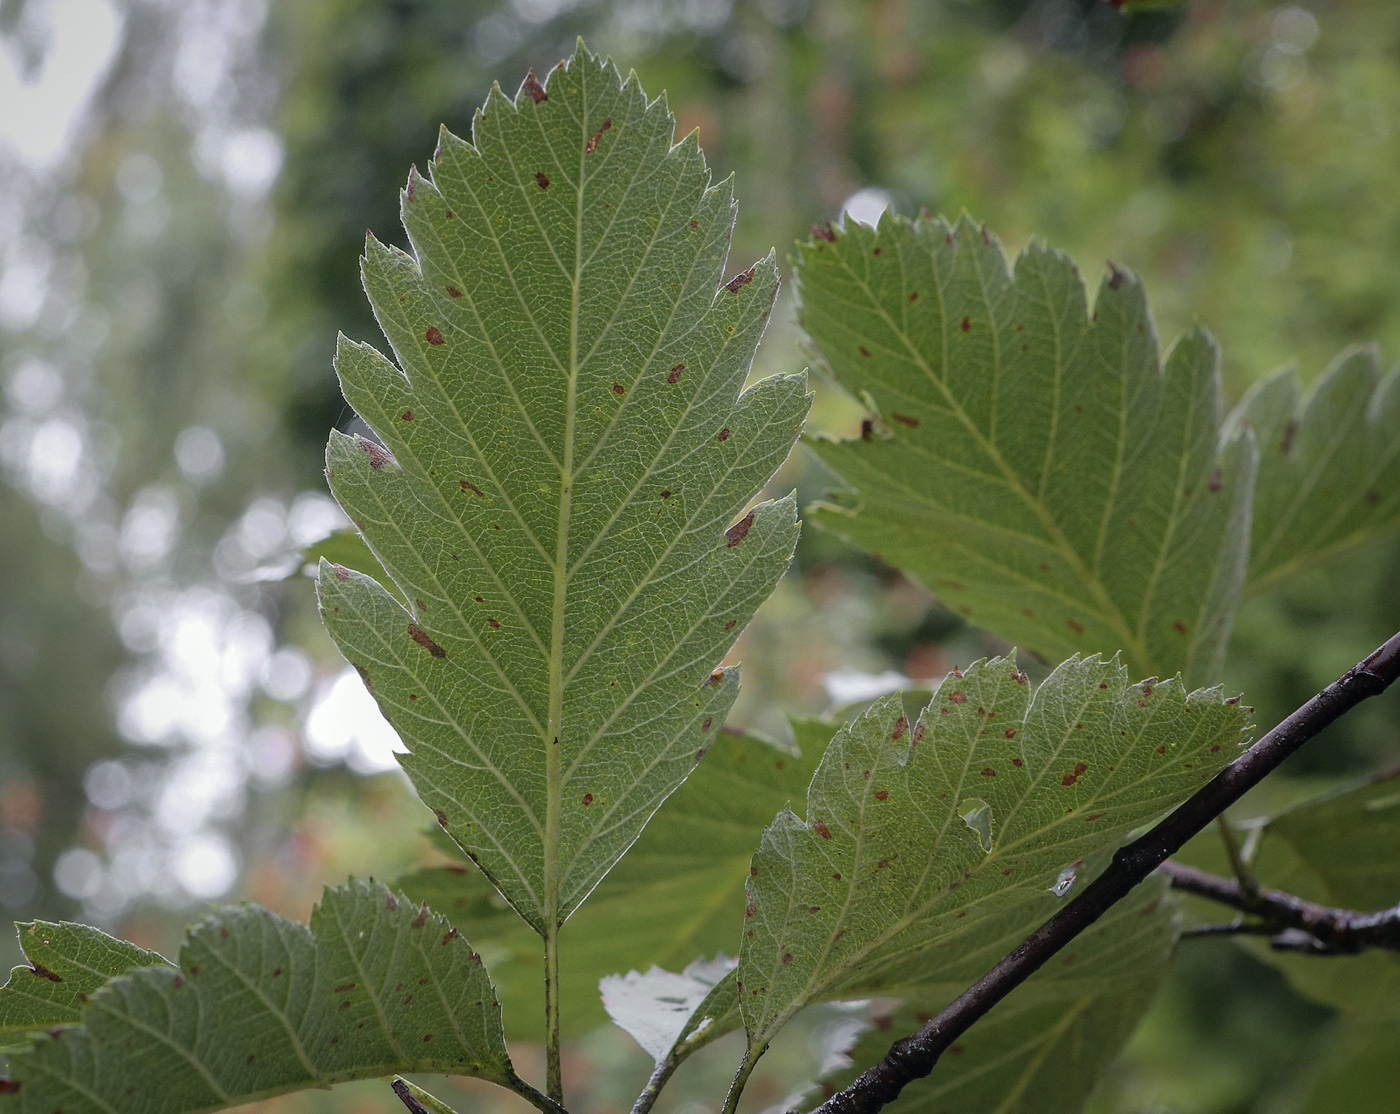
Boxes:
[858,345,872,357]
[725,268,755,292]
[726,510,754,546]
[408,624,446,658]
[1066,619,1085,635]
[331,564,350,582]
[612,383,625,396]
[911,723,924,744]
[814,819,832,840]
[1004,728,1017,739]
[534,171,550,190]
[874,789,889,801]
[29,963,61,983]
[1062,762,1088,787]
[892,714,908,740]
[386,893,399,911]
[412,903,429,929]
[1011,757,1024,767]
[425,326,445,346]
[724,619,736,631]
[581,793,593,806]
[782,953,793,964]
[981,767,996,777]
[359,439,392,470]
[890,413,919,427]
[446,285,462,298]
[960,316,971,333]
[717,427,732,442]
[701,716,713,732]
[521,69,548,103]
[811,222,837,242]
[585,117,612,152]
[487,618,500,630]
[402,410,414,421]
[459,479,485,497]
[949,691,967,704]
[442,927,461,945]
[667,363,685,383]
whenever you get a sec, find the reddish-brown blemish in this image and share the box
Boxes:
[412,903,430,929]
[874,789,889,801]
[814,819,832,840]
[402,410,414,421]
[858,345,872,357]
[725,268,755,292]
[582,793,593,806]
[890,413,919,427]
[782,953,793,964]
[1062,762,1088,787]
[668,364,685,383]
[717,427,732,442]
[912,723,925,744]
[521,69,548,103]
[487,618,500,630]
[811,222,836,242]
[949,691,967,704]
[1156,746,1167,755]
[408,624,446,658]
[425,326,445,346]
[460,479,484,496]
[612,383,625,395]
[359,440,392,470]
[1066,619,1085,635]
[892,714,908,740]
[724,619,736,631]
[446,285,462,298]
[981,767,996,777]
[960,316,971,333]
[585,117,612,152]
[726,511,754,546]
[535,171,550,190]
[909,291,918,302]
[332,564,350,582]
[701,716,713,732]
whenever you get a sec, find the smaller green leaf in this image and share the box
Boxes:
[1233,346,1400,596]
[736,654,1250,1065]
[795,215,1256,686]
[0,882,515,1114]
[601,955,737,1062]
[0,923,168,1048]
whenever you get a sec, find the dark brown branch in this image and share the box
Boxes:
[810,629,1400,1114]
[1161,859,1400,954]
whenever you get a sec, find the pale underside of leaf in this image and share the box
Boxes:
[0,882,513,1114]
[601,955,738,1062]
[736,653,1251,1058]
[395,721,832,1041]
[796,215,1257,686]
[316,45,808,934]
[821,880,1176,1114]
[0,924,169,1049]
[1229,344,1400,597]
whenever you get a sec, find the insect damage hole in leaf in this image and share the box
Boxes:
[311,40,809,1097]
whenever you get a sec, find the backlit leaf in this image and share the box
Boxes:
[1229,346,1400,597]
[0,882,514,1114]
[795,215,1256,685]
[735,655,1249,1069]
[316,43,808,937]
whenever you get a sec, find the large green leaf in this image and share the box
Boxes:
[735,654,1250,1072]
[0,924,168,1050]
[396,720,834,1039]
[795,215,1256,686]
[820,881,1175,1114]
[0,882,515,1114]
[316,43,807,937]
[1229,346,1400,597]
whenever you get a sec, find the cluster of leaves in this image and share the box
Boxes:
[3,43,1400,1114]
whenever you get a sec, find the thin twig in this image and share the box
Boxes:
[1161,860,1400,953]
[809,629,1400,1114]
[1214,816,1260,900]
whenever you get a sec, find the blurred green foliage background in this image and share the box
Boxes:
[1,0,1399,1111]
